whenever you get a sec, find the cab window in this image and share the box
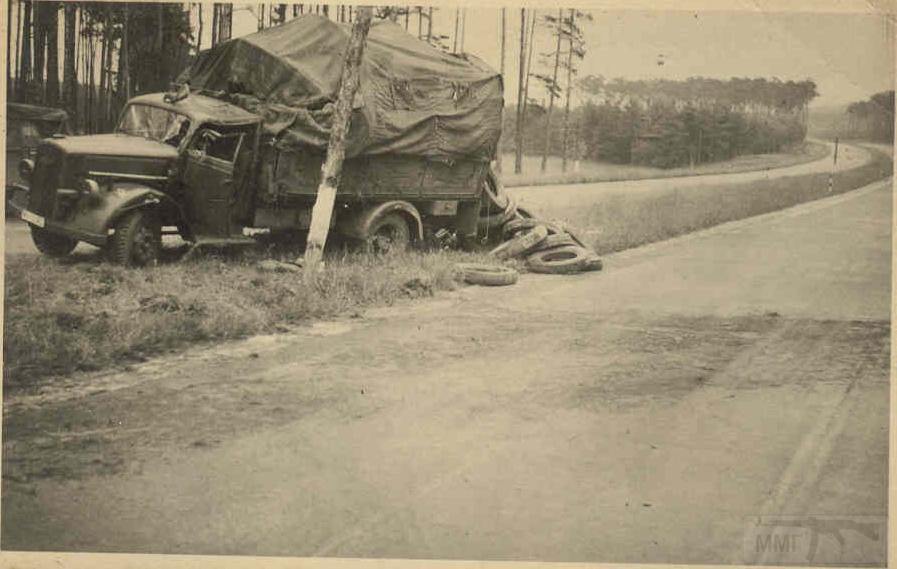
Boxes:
[191,128,244,163]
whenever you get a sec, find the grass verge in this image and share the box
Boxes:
[570,146,892,254]
[501,141,829,188]
[3,249,493,388]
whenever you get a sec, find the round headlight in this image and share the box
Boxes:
[79,178,101,196]
[18,158,34,182]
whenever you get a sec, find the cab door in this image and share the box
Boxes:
[182,127,245,237]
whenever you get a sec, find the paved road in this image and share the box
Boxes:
[509,141,870,218]
[3,171,890,564]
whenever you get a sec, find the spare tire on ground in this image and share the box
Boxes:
[526,245,603,275]
[454,263,519,286]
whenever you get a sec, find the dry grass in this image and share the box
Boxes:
[567,147,893,254]
[501,141,829,188]
[3,248,493,387]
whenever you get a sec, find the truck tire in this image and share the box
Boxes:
[454,263,519,286]
[365,212,411,253]
[503,217,565,239]
[489,224,549,260]
[480,169,510,214]
[478,195,518,230]
[534,232,579,251]
[108,209,162,267]
[30,226,78,258]
[503,217,588,248]
[526,245,600,275]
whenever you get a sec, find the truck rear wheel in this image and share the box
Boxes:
[109,209,162,267]
[31,226,78,258]
[365,212,411,253]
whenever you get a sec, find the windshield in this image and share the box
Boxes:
[117,104,191,147]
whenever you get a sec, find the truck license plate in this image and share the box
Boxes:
[21,210,45,228]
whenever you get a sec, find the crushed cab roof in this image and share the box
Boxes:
[127,92,261,125]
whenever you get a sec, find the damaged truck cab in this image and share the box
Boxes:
[16,93,266,265]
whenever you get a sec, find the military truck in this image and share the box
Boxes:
[12,15,503,265]
[6,103,69,217]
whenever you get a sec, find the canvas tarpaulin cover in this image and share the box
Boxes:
[177,15,503,162]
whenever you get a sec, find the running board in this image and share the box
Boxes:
[181,235,257,261]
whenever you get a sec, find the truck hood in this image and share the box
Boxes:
[46,133,179,159]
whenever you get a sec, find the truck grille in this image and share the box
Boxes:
[27,145,63,217]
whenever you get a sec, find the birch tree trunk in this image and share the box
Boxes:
[303,6,373,279]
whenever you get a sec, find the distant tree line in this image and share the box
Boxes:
[503,76,819,169]
[845,91,894,142]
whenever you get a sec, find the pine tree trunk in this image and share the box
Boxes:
[63,3,76,113]
[426,7,432,41]
[561,10,575,173]
[20,0,32,94]
[212,3,219,46]
[514,9,526,174]
[45,2,59,106]
[33,0,47,101]
[459,8,466,53]
[303,6,374,277]
[417,6,422,39]
[452,8,459,52]
[101,7,113,129]
[196,4,203,52]
[86,26,94,132]
[14,0,22,99]
[495,7,506,174]
[121,3,131,103]
[6,0,12,98]
[98,15,109,128]
[540,9,563,173]
[521,9,536,153]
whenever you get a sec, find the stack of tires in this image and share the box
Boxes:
[478,171,603,275]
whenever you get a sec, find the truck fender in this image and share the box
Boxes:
[339,201,424,242]
[102,182,187,231]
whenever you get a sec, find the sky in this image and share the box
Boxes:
[5,3,893,110]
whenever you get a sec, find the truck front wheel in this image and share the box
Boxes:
[31,226,78,257]
[365,212,411,253]
[108,209,162,267]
